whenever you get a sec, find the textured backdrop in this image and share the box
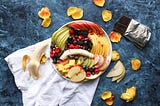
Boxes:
[0,0,160,106]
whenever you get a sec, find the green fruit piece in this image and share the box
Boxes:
[77,56,84,65]
[82,58,89,66]
[56,29,69,50]
[86,58,92,67]
[52,26,69,43]
[89,59,94,68]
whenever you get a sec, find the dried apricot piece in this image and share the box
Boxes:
[93,0,105,7]
[67,7,83,19]
[109,31,122,43]
[102,10,112,22]
[67,7,78,16]
[71,8,83,19]
[40,55,47,64]
[120,86,136,102]
[111,50,120,61]
[131,58,141,71]
[41,17,51,27]
[105,99,114,106]
[101,91,112,100]
[38,7,51,19]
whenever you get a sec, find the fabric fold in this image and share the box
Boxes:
[5,38,99,106]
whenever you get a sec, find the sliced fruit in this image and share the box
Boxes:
[71,8,83,19]
[38,6,51,19]
[93,0,105,7]
[95,55,104,68]
[40,54,47,64]
[60,49,94,60]
[109,31,122,43]
[131,58,141,71]
[102,10,112,22]
[120,86,136,102]
[98,58,109,71]
[112,65,126,82]
[41,17,51,27]
[67,7,78,16]
[105,99,114,106]
[77,56,84,65]
[111,50,120,61]
[101,91,112,100]
[68,66,86,82]
[82,58,89,66]
[68,59,76,66]
[67,7,83,19]
[106,60,125,77]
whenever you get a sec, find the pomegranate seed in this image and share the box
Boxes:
[86,71,91,77]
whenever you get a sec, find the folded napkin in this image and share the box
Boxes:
[5,38,99,106]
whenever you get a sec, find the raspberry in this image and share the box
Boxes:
[86,71,91,77]
[54,48,60,53]
[50,51,54,57]
[75,45,80,49]
[69,29,74,34]
[69,44,75,49]
[94,69,100,74]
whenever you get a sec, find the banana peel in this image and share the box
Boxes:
[22,41,49,80]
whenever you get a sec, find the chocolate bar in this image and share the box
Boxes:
[113,16,151,49]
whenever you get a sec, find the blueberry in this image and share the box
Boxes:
[73,40,77,44]
[52,58,57,63]
[91,71,95,75]
[81,30,88,37]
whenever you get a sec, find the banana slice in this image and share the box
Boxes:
[68,66,86,82]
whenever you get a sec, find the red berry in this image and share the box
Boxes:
[94,69,100,74]
[50,51,54,57]
[69,29,74,34]
[86,71,91,77]
[54,48,60,53]
[78,35,83,40]
[69,44,75,49]
[75,45,80,49]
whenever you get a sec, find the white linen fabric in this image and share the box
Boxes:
[5,38,99,106]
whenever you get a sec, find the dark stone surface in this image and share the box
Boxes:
[0,0,160,106]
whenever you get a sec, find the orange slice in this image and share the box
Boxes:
[38,7,51,19]
[102,10,112,22]
[93,0,105,7]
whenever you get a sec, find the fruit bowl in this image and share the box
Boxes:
[50,20,112,82]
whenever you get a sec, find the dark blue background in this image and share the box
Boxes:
[0,0,160,106]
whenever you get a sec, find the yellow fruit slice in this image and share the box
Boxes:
[38,7,51,19]
[101,91,112,100]
[67,7,78,16]
[131,58,141,71]
[109,31,122,43]
[105,99,114,106]
[68,66,86,82]
[93,0,105,7]
[102,10,112,22]
[111,50,120,61]
[40,55,47,64]
[71,8,83,19]
[41,17,51,27]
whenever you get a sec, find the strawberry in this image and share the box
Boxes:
[86,71,91,77]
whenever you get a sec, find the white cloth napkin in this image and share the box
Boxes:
[5,38,99,106]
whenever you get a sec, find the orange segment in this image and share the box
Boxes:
[109,31,122,43]
[67,7,78,16]
[41,17,51,27]
[38,7,51,19]
[67,7,83,19]
[102,10,112,22]
[93,0,105,7]
[131,58,141,71]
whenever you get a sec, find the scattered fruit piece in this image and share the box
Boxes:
[121,86,136,102]
[102,10,112,22]
[101,90,114,106]
[38,6,51,19]
[41,17,51,27]
[111,50,120,61]
[109,31,122,43]
[101,91,112,100]
[67,7,83,19]
[93,0,105,7]
[131,58,141,71]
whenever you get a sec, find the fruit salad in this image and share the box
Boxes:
[50,20,112,82]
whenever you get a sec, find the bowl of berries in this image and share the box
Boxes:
[50,20,112,82]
